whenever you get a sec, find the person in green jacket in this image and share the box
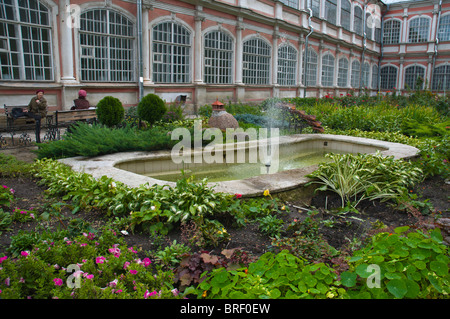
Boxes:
[25,89,48,143]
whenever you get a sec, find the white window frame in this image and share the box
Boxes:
[277,44,297,86]
[204,30,233,85]
[321,53,334,87]
[152,20,191,84]
[383,19,401,44]
[408,17,430,43]
[438,14,450,42]
[242,37,271,85]
[79,8,135,83]
[351,60,360,88]
[404,65,425,90]
[341,0,351,31]
[0,0,53,81]
[325,0,337,25]
[303,47,318,87]
[380,65,398,90]
[432,64,450,91]
[337,57,348,87]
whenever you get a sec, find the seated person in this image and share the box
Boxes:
[71,90,90,110]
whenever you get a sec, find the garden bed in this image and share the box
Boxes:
[1,146,448,259]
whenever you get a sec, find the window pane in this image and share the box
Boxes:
[341,0,351,31]
[204,31,233,84]
[438,15,450,42]
[278,44,297,86]
[404,65,425,90]
[380,66,397,90]
[351,60,360,88]
[337,57,348,87]
[321,53,334,87]
[152,21,191,83]
[408,17,429,43]
[243,38,271,85]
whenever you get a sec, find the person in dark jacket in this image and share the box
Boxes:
[72,89,90,110]
[26,89,48,143]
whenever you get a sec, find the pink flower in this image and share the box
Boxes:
[95,256,106,264]
[115,289,123,294]
[123,261,130,269]
[235,193,242,199]
[85,274,94,280]
[144,290,157,299]
[53,278,63,286]
[108,246,121,258]
[0,256,8,263]
[142,258,151,267]
[128,247,137,254]
[20,251,29,257]
[129,269,138,275]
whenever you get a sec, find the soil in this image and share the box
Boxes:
[0,146,449,260]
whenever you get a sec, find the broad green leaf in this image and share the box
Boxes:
[387,279,407,299]
[340,271,357,287]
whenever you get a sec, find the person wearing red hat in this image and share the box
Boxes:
[72,89,91,110]
[25,89,48,143]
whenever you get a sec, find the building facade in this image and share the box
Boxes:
[0,0,447,113]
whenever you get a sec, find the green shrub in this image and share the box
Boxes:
[36,123,176,159]
[342,226,449,299]
[96,96,125,127]
[137,94,167,126]
[306,152,424,208]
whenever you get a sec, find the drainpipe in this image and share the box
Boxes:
[360,1,368,94]
[431,0,443,93]
[137,0,144,101]
[303,7,314,98]
[378,3,388,93]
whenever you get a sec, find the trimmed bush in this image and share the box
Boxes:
[137,94,167,126]
[96,96,125,127]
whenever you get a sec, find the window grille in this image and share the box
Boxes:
[277,44,297,86]
[380,65,397,90]
[243,37,271,85]
[341,0,351,31]
[408,17,429,43]
[404,65,425,90]
[362,62,370,88]
[204,30,233,84]
[432,65,450,91]
[438,14,450,42]
[0,0,52,81]
[351,60,360,88]
[279,0,298,10]
[303,48,317,86]
[337,57,348,87]
[372,64,378,89]
[354,6,363,36]
[321,53,334,87]
[307,0,320,18]
[383,20,401,44]
[80,9,134,82]
[152,21,191,83]
[325,0,337,25]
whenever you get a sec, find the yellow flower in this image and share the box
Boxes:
[281,205,286,211]
[202,291,207,298]
[263,189,270,197]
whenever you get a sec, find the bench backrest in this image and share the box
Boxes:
[3,104,28,118]
[55,109,97,124]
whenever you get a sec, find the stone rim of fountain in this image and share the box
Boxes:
[58,134,420,197]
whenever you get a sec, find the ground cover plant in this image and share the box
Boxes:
[0,93,448,300]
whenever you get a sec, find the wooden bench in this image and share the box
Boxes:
[1,104,53,146]
[47,108,97,140]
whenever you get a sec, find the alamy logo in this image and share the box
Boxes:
[66,4,81,29]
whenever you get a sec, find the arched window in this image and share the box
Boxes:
[280,0,298,10]
[277,44,297,86]
[438,14,450,42]
[325,0,337,25]
[408,17,430,43]
[337,57,348,87]
[404,65,425,90]
[354,6,363,36]
[152,21,191,83]
[372,64,379,90]
[321,53,334,87]
[341,0,351,31]
[351,60,360,88]
[362,62,370,88]
[303,48,318,86]
[432,65,450,91]
[80,9,135,82]
[380,65,397,90]
[204,30,233,84]
[383,20,401,44]
[243,37,271,85]
[0,0,53,81]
